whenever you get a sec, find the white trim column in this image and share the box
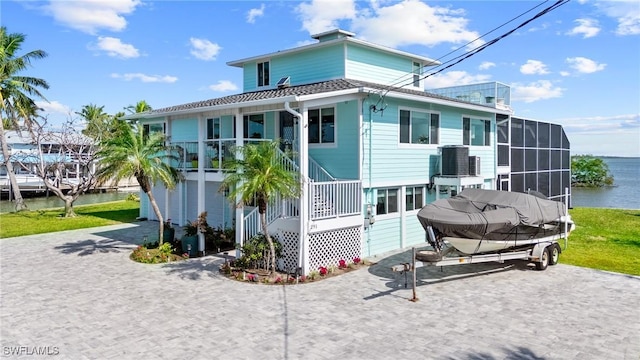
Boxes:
[298,104,310,275]
[197,115,206,255]
[234,109,244,258]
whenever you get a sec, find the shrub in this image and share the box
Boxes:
[234,234,282,271]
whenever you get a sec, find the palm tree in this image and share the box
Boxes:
[0,26,49,211]
[125,100,152,114]
[76,103,111,142]
[222,141,301,275]
[96,123,183,243]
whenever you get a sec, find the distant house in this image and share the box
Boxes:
[130,29,571,274]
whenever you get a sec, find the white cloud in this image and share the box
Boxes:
[511,80,564,103]
[296,0,356,35]
[209,80,239,92]
[423,71,491,89]
[111,73,178,83]
[566,18,600,38]
[566,57,606,73]
[35,100,71,115]
[351,0,482,48]
[94,37,139,58]
[247,4,266,24]
[45,0,141,34]
[520,60,550,75]
[594,1,640,35]
[478,61,495,70]
[189,38,222,61]
[560,113,640,134]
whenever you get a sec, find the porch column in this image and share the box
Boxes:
[234,109,244,258]
[165,117,172,225]
[197,115,206,255]
[298,104,310,275]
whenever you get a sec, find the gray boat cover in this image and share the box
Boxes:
[417,189,567,239]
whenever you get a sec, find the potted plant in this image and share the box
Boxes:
[182,220,199,257]
[191,154,198,168]
[211,156,220,169]
[162,218,175,244]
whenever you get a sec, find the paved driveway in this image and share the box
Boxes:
[1,221,639,359]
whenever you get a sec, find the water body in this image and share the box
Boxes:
[571,157,640,209]
[0,190,138,214]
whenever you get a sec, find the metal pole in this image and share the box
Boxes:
[564,187,569,250]
[411,247,418,302]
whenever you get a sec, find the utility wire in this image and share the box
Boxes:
[371,0,570,111]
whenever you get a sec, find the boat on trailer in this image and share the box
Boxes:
[416,188,574,255]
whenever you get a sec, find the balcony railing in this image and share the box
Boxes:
[171,138,269,171]
[309,180,362,220]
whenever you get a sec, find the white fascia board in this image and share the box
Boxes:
[127,95,300,120]
[297,88,364,107]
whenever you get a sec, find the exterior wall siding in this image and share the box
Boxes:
[308,100,359,179]
[242,45,345,92]
[404,213,426,247]
[346,44,419,88]
[364,217,401,256]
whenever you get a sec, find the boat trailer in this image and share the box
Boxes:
[392,226,563,302]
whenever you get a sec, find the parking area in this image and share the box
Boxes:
[1,221,639,359]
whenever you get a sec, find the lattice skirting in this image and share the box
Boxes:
[275,226,363,275]
[308,226,362,273]
[276,231,300,274]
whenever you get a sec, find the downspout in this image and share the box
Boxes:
[284,101,306,275]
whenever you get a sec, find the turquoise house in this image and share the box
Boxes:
[131,29,570,274]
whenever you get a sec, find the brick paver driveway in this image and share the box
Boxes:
[1,221,639,359]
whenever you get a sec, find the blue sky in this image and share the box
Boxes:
[5,0,640,157]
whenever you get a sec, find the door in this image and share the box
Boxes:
[279,111,296,152]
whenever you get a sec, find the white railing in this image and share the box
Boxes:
[309,157,336,182]
[243,207,261,242]
[309,180,362,220]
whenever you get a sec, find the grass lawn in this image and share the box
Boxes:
[0,200,140,239]
[563,207,640,276]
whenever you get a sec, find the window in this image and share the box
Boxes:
[463,117,490,146]
[143,123,165,138]
[399,109,439,144]
[243,114,264,139]
[257,61,269,87]
[308,107,335,144]
[412,61,421,87]
[376,188,398,215]
[207,118,220,139]
[406,186,424,211]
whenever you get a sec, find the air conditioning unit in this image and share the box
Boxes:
[441,146,469,176]
[469,156,481,176]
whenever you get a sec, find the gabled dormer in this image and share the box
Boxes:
[227,29,440,93]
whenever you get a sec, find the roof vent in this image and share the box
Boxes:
[276,76,290,89]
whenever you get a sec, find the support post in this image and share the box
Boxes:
[410,247,418,302]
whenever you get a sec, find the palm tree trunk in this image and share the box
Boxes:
[0,120,27,211]
[260,209,276,275]
[146,189,165,244]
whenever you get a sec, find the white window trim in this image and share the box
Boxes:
[256,60,270,88]
[404,185,425,213]
[462,114,492,147]
[308,106,338,148]
[375,187,400,220]
[398,107,440,147]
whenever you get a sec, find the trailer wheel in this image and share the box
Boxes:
[535,246,550,271]
[549,244,560,265]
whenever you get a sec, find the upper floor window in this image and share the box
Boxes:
[207,118,220,139]
[244,114,264,139]
[399,109,439,145]
[308,107,335,144]
[463,117,491,146]
[376,188,398,215]
[143,123,165,139]
[257,61,270,87]
[405,186,424,211]
[412,61,421,87]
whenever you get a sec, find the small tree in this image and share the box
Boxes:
[24,118,98,217]
[96,122,183,243]
[221,141,301,275]
[571,155,614,187]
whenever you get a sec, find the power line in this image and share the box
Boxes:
[371,0,570,111]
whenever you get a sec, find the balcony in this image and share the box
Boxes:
[171,138,269,172]
[426,81,512,110]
